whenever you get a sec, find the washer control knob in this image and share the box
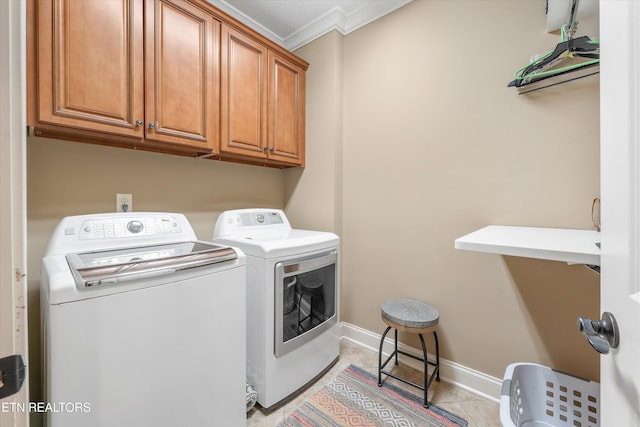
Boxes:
[127,220,144,234]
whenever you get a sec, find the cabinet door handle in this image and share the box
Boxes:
[148,122,156,129]
[135,120,143,126]
[269,148,274,152]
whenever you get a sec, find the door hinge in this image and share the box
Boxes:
[0,355,26,399]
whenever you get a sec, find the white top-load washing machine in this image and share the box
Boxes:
[213,208,340,410]
[41,212,246,427]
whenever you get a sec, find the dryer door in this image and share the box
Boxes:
[274,250,337,357]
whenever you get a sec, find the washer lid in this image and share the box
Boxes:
[67,241,237,288]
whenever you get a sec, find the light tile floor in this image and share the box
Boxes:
[247,339,502,427]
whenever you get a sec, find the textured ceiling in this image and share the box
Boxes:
[207,0,413,50]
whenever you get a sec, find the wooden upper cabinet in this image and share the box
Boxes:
[34,0,145,137]
[268,51,306,166]
[220,25,306,167]
[32,0,219,152]
[144,0,219,151]
[30,0,306,166]
[220,25,268,159]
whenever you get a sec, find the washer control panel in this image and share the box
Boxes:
[77,216,181,240]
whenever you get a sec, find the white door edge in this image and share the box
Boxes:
[0,0,30,426]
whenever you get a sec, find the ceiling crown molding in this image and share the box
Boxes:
[207,0,286,45]
[285,0,412,50]
[208,0,413,51]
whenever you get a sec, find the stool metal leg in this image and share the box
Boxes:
[379,326,441,408]
[433,330,440,381]
[297,293,303,332]
[394,328,398,365]
[418,333,428,407]
[378,326,392,386]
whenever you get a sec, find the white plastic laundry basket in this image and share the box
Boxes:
[500,363,600,427]
[246,382,257,412]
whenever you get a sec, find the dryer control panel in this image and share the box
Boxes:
[214,209,290,238]
[236,211,284,227]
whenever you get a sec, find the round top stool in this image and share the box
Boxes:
[381,299,439,332]
[297,278,325,332]
[378,298,441,408]
[300,278,324,297]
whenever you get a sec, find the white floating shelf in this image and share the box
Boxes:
[455,225,600,266]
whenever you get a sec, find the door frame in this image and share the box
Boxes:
[0,0,29,426]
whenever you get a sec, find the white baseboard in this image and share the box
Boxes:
[339,321,502,402]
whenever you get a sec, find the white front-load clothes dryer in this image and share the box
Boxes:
[213,208,340,410]
[41,213,246,427]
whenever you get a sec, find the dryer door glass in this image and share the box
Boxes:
[274,250,337,357]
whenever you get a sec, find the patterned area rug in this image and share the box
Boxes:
[277,364,468,427]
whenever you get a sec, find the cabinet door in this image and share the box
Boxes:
[36,0,144,137]
[144,0,219,151]
[268,51,305,166]
[220,25,268,159]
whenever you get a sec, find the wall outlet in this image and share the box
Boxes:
[116,193,133,212]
